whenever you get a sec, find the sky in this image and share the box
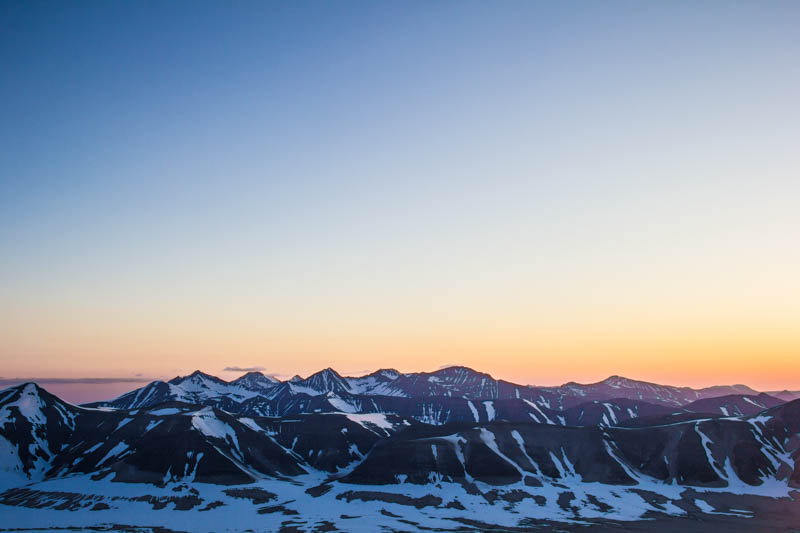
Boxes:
[1,1,799,403]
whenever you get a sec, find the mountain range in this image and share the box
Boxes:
[81,367,799,428]
[1,366,799,531]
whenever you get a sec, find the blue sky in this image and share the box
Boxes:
[1,1,799,401]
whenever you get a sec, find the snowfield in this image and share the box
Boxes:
[0,467,796,532]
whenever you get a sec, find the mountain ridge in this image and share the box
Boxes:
[80,366,785,422]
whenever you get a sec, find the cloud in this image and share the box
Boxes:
[223,366,266,372]
[437,364,461,370]
[0,377,153,386]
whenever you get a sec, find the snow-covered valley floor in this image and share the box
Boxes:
[1,473,798,532]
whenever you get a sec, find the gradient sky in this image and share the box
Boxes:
[1,1,799,403]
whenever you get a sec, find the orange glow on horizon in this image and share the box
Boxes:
[2,310,798,393]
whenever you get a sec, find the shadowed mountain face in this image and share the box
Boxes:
[339,413,800,489]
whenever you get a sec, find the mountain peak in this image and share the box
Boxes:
[305,367,346,381]
[307,367,344,380]
[374,368,401,379]
[598,375,658,389]
[238,370,277,381]
[2,382,45,400]
[169,370,227,386]
[433,365,481,375]
[0,381,72,427]
[297,367,352,395]
[5,381,40,392]
[232,371,279,391]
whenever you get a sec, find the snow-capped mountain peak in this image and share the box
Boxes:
[372,368,401,380]
[0,383,79,482]
[168,370,228,387]
[93,371,263,410]
[1,383,49,426]
[295,368,353,395]
[601,375,624,387]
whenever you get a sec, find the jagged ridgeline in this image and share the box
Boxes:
[85,366,793,424]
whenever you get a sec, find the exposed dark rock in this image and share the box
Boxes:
[222,487,278,505]
[336,491,443,509]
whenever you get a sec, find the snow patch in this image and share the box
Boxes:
[466,401,479,422]
[483,401,495,421]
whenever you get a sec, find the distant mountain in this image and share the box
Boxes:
[231,371,279,392]
[346,368,404,395]
[87,370,265,410]
[682,393,785,417]
[166,370,262,403]
[83,367,792,431]
[382,366,500,398]
[697,383,759,396]
[286,367,353,396]
[543,375,706,409]
[768,390,800,402]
